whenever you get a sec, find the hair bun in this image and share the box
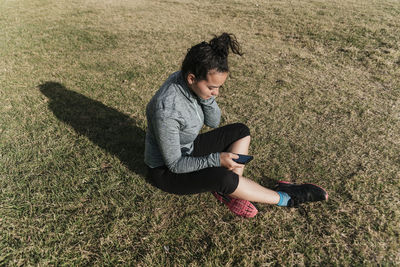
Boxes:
[209,33,242,58]
[210,34,230,57]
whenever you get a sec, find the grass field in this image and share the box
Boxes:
[1,0,400,265]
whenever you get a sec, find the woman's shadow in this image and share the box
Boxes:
[39,81,147,177]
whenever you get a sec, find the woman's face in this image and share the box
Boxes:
[187,71,228,100]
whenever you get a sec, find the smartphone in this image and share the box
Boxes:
[232,154,254,164]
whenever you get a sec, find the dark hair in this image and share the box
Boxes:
[181,33,243,81]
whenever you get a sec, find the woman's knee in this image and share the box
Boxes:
[216,169,239,195]
[232,123,250,138]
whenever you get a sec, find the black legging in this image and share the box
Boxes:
[146,123,250,195]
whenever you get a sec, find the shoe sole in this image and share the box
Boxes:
[277,181,329,200]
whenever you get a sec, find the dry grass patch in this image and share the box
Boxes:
[1,0,399,265]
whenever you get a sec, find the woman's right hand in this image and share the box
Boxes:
[220,152,243,170]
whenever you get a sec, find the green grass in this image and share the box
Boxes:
[1,0,400,265]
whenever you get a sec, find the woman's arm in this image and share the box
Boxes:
[152,112,220,173]
[198,96,221,128]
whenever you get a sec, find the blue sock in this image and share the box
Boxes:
[277,191,291,206]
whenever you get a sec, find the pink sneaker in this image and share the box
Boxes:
[212,192,258,218]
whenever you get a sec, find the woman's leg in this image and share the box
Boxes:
[230,177,280,204]
[226,135,280,204]
[192,123,279,204]
[192,123,325,206]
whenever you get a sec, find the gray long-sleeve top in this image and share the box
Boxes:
[144,71,221,173]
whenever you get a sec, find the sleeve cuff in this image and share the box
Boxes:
[207,152,221,167]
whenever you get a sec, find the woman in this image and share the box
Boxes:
[144,33,328,218]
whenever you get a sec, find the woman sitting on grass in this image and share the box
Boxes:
[144,33,328,218]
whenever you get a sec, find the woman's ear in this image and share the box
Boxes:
[187,73,196,85]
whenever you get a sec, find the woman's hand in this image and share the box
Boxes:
[220,152,244,170]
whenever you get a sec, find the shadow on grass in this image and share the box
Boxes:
[39,81,147,177]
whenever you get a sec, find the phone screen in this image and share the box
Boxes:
[233,154,254,164]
